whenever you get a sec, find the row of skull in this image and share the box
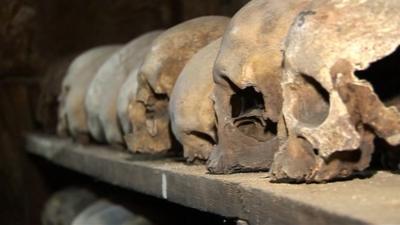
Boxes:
[56,0,400,183]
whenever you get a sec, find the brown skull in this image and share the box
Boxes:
[85,32,161,145]
[207,0,310,174]
[271,0,400,183]
[58,45,121,142]
[169,38,222,162]
[126,16,230,154]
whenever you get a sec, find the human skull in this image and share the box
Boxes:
[271,0,400,183]
[169,38,222,162]
[85,31,161,145]
[126,16,230,154]
[37,54,76,134]
[85,31,159,144]
[58,45,121,142]
[207,0,310,174]
[117,31,163,135]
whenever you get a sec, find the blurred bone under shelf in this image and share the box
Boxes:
[26,133,400,225]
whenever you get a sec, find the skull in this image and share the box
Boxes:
[42,188,97,225]
[58,45,121,142]
[117,31,163,136]
[169,38,222,162]
[207,0,310,174]
[36,54,76,134]
[271,0,400,182]
[85,31,161,145]
[126,16,230,154]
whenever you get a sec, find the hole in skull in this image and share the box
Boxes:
[230,86,264,118]
[145,92,168,118]
[229,86,277,141]
[325,149,362,164]
[144,92,169,136]
[293,74,330,126]
[355,46,400,106]
[189,131,216,146]
[371,137,400,171]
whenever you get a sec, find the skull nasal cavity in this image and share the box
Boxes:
[293,75,330,126]
[229,86,277,142]
[355,47,400,105]
[230,86,265,118]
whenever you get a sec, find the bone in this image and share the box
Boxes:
[58,45,121,142]
[42,188,97,225]
[117,31,163,135]
[169,38,221,162]
[85,31,161,145]
[126,16,230,154]
[271,0,400,183]
[36,54,77,134]
[207,0,311,174]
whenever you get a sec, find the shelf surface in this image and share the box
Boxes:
[26,134,400,225]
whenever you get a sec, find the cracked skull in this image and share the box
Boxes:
[169,38,222,162]
[126,16,230,154]
[85,31,161,145]
[207,0,311,174]
[58,45,121,142]
[271,0,400,183]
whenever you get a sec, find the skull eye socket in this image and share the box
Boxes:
[355,47,400,106]
[292,74,330,126]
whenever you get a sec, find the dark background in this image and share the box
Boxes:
[0,1,248,224]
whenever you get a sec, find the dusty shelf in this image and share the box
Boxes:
[26,134,400,225]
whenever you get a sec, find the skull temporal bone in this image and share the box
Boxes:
[127,16,230,154]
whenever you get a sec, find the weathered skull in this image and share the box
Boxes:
[126,16,230,154]
[117,31,163,135]
[207,0,310,173]
[58,45,121,142]
[271,0,400,183]
[37,54,76,134]
[86,31,161,145]
[169,38,222,162]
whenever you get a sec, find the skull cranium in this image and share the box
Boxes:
[117,31,162,136]
[86,31,160,145]
[126,16,230,154]
[58,45,121,142]
[207,0,311,173]
[169,38,222,162]
[37,54,76,135]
